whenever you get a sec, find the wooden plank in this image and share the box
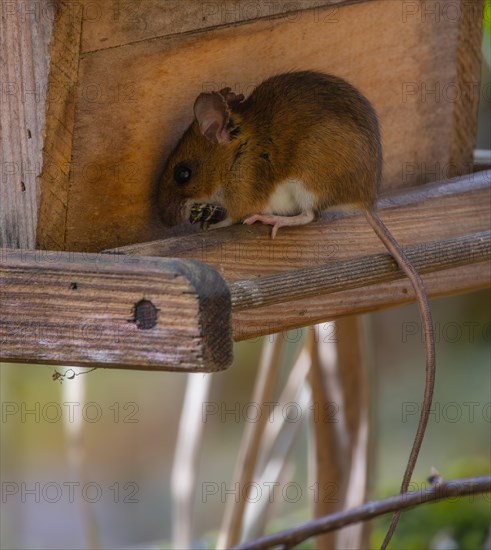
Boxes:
[35,0,482,251]
[36,0,84,250]
[0,0,55,248]
[114,172,491,274]
[0,250,232,371]
[80,0,359,53]
[114,172,491,339]
[231,261,490,340]
[450,0,484,176]
[229,231,491,310]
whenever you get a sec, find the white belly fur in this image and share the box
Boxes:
[264,179,316,215]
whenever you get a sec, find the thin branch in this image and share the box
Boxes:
[217,336,285,548]
[242,346,311,541]
[307,324,345,550]
[232,476,491,550]
[171,373,212,548]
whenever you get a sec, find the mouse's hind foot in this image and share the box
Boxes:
[243,211,314,239]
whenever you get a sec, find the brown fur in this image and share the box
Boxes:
[158,71,381,224]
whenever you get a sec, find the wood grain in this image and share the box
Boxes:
[36,0,83,250]
[231,261,490,341]
[114,172,491,340]
[34,0,482,251]
[80,0,360,53]
[450,0,484,176]
[230,231,491,310]
[115,173,491,275]
[0,250,232,371]
[0,0,55,248]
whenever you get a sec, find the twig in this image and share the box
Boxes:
[242,347,311,540]
[307,324,346,550]
[171,373,212,548]
[217,336,285,548]
[304,320,371,549]
[232,476,491,550]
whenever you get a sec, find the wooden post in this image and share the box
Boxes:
[0,0,56,248]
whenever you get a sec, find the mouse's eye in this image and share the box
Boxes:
[174,163,192,185]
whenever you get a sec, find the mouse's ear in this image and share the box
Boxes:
[193,92,231,144]
[218,87,245,109]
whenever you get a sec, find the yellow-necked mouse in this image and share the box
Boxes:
[159,71,380,233]
[158,71,435,548]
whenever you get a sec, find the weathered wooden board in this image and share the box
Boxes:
[226,261,490,340]
[80,0,358,53]
[0,250,232,371]
[114,173,491,276]
[34,0,483,252]
[0,0,55,248]
[114,172,491,339]
[36,0,83,251]
[228,230,490,310]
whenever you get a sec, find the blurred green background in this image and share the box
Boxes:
[1,4,490,550]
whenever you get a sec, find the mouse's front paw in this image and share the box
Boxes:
[189,203,228,230]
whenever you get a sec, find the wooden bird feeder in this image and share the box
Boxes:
[1,0,490,371]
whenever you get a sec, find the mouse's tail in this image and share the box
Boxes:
[364,208,436,550]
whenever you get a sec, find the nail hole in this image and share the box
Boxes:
[130,299,159,330]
